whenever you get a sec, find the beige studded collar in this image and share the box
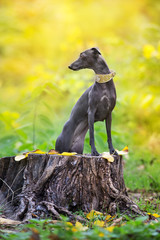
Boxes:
[95,70,116,83]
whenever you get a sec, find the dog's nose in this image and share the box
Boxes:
[68,65,72,69]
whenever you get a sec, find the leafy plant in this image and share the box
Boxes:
[1,215,160,240]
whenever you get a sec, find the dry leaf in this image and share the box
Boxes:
[29,228,40,240]
[116,146,128,155]
[112,217,123,225]
[48,149,59,155]
[15,154,27,161]
[122,146,128,152]
[15,149,46,161]
[101,152,114,162]
[0,217,21,225]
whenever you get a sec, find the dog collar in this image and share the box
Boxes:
[95,71,116,83]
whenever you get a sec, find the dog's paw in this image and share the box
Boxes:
[110,149,118,155]
[92,150,100,156]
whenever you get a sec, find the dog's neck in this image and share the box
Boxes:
[93,57,116,83]
[92,56,110,74]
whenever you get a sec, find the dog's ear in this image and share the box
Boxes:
[91,47,101,55]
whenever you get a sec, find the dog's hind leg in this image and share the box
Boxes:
[69,120,88,154]
[55,120,76,153]
[70,126,88,154]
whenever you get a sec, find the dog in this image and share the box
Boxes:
[55,48,117,156]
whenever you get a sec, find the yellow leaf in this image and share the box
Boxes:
[15,154,27,161]
[66,222,73,227]
[101,152,114,162]
[93,220,105,227]
[75,221,83,230]
[152,213,160,218]
[72,227,77,232]
[86,210,103,219]
[48,149,59,154]
[75,221,88,231]
[121,146,128,152]
[60,152,77,156]
[25,152,32,157]
[99,232,104,237]
[65,222,73,231]
[24,149,46,158]
[116,146,128,155]
[32,149,46,154]
[105,215,112,221]
[105,226,115,232]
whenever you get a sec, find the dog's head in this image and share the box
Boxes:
[68,48,102,71]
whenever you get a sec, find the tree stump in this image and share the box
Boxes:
[0,154,144,221]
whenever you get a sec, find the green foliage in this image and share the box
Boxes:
[111,217,160,240]
[1,216,160,240]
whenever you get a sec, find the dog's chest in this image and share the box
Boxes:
[95,94,114,121]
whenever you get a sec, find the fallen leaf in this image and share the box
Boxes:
[121,146,128,152]
[101,152,114,162]
[74,221,88,231]
[93,220,105,227]
[32,149,46,154]
[152,213,160,218]
[15,154,27,161]
[86,210,103,219]
[15,149,46,161]
[111,217,123,226]
[105,215,112,221]
[29,228,40,240]
[99,232,104,237]
[66,222,73,227]
[60,152,77,156]
[105,226,115,232]
[0,229,17,234]
[115,146,129,156]
[48,149,59,155]
[48,234,60,240]
[0,217,21,225]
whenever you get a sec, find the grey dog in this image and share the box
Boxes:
[55,48,117,156]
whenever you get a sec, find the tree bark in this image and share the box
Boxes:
[0,154,144,221]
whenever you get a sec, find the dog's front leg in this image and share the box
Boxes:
[88,109,99,156]
[105,113,117,155]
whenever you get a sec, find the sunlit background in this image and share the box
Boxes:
[0,0,160,190]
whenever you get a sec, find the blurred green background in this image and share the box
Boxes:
[0,0,160,190]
